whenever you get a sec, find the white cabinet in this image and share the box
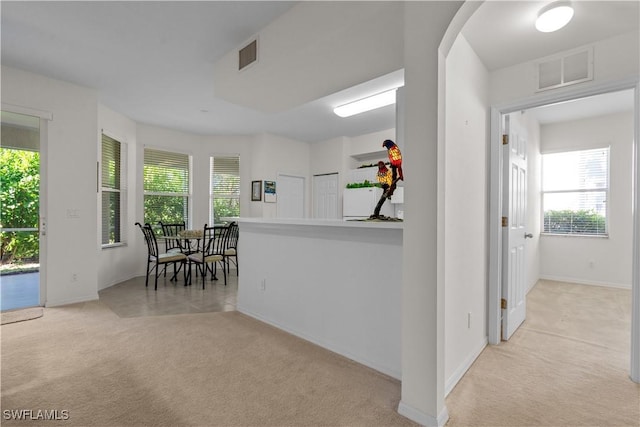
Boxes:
[343,187,393,219]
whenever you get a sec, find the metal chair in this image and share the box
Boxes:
[187,224,228,289]
[136,222,188,290]
[224,221,239,275]
[158,221,189,254]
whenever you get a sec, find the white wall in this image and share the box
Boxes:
[237,221,403,379]
[539,112,634,288]
[490,31,640,106]
[249,133,311,218]
[98,105,139,290]
[348,128,396,168]
[443,34,490,394]
[2,65,99,306]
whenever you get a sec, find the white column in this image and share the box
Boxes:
[398,2,462,426]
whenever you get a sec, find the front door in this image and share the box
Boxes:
[501,114,528,340]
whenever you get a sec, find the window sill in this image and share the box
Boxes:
[102,242,127,249]
[540,233,608,239]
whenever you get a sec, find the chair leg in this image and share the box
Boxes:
[222,260,227,286]
[154,262,159,290]
[145,260,151,288]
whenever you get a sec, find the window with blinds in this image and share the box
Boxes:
[210,156,240,224]
[542,147,609,236]
[144,148,190,226]
[101,134,125,245]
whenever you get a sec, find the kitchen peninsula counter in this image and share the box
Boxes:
[235,217,403,379]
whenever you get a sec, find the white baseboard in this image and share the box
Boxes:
[445,337,488,396]
[539,275,631,289]
[397,401,449,427]
[45,293,99,307]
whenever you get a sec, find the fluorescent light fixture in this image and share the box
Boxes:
[333,89,397,118]
[535,1,574,33]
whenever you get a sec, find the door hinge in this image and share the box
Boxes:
[502,134,509,145]
[502,216,508,227]
[501,298,507,309]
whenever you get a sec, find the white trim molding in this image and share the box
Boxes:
[398,401,449,427]
[631,81,640,383]
[1,103,53,121]
[445,337,488,396]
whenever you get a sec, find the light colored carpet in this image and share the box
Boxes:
[446,280,640,426]
[1,300,415,426]
[1,307,43,325]
[2,280,638,426]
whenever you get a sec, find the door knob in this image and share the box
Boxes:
[525,233,533,239]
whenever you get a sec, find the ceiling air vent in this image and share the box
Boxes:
[535,47,593,92]
[238,39,258,71]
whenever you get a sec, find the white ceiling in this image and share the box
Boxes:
[1,1,637,142]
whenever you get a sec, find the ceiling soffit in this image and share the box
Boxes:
[213,2,404,114]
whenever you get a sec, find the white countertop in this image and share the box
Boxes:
[226,217,403,229]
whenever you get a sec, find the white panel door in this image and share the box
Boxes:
[277,174,305,218]
[313,173,338,219]
[502,114,528,340]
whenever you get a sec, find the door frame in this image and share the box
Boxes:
[487,77,640,382]
[1,103,51,307]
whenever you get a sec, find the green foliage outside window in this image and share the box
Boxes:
[0,148,40,263]
[213,198,239,224]
[143,160,190,227]
[543,209,606,235]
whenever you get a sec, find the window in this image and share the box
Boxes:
[210,156,240,224]
[101,134,126,245]
[542,147,609,236]
[144,148,190,226]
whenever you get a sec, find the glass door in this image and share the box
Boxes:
[1,111,42,311]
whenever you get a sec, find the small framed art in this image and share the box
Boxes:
[251,180,262,201]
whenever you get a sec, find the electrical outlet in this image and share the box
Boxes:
[71,273,78,282]
[467,312,471,329]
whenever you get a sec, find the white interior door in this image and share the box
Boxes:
[277,174,305,218]
[502,114,528,340]
[313,173,338,219]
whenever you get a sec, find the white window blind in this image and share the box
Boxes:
[542,147,609,235]
[101,134,125,245]
[210,156,240,224]
[144,148,190,226]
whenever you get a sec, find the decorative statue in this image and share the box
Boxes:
[371,139,403,219]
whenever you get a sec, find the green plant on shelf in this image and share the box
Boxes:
[345,180,382,189]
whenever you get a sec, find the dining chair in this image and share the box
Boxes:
[136,222,188,290]
[224,221,239,276]
[158,221,187,254]
[187,224,228,289]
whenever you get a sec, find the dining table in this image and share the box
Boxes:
[157,229,203,254]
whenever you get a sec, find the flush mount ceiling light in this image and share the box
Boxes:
[535,1,574,32]
[333,89,397,118]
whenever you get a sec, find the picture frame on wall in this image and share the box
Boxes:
[251,180,262,201]
[264,180,276,203]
